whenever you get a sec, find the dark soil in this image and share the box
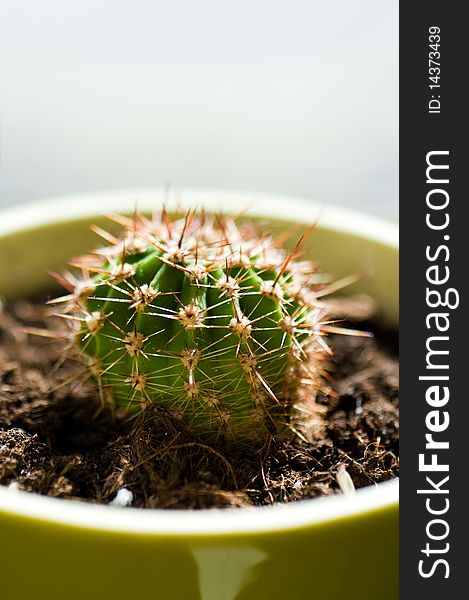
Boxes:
[0,295,398,509]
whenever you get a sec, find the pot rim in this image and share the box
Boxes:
[0,478,398,536]
[0,187,398,247]
[0,188,398,536]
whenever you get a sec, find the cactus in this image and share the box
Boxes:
[53,209,344,446]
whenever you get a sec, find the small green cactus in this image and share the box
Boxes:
[54,209,340,446]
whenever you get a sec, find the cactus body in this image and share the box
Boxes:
[55,210,334,446]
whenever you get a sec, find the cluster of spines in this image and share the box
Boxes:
[51,208,346,446]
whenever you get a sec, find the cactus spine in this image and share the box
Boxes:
[54,209,336,446]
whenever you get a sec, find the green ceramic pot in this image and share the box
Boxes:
[0,190,398,600]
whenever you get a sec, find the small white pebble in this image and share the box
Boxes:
[8,481,19,491]
[293,480,302,491]
[110,488,133,507]
[336,466,356,495]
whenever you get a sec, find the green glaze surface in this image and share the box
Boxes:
[0,501,397,600]
[0,191,398,600]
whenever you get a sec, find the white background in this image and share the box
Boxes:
[0,1,398,218]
